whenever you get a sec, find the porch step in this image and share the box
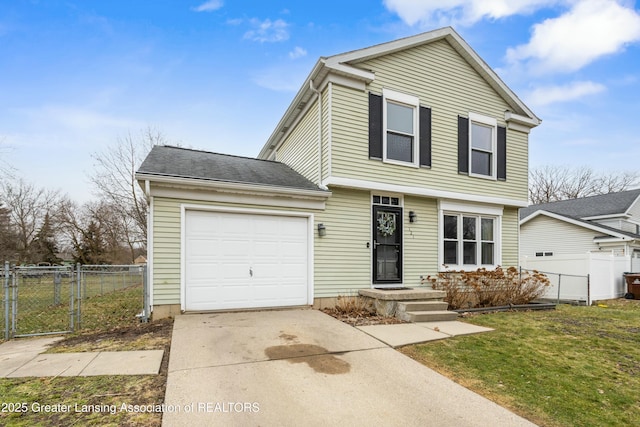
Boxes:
[405,310,459,322]
[397,300,449,312]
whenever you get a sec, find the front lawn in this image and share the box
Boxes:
[401,299,640,427]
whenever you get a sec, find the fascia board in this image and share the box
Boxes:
[135,173,331,200]
[582,213,630,221]
[257,59,327,159]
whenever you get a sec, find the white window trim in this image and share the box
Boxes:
[382,88,420,168]
[468,112,497,180]
[438,201,502,271]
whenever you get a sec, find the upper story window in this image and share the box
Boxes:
[383,89,420,166]
[469,113,497,178]
[457,113,506,181]
[369,90,431,168]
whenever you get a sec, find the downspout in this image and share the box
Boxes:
[310,79,323,187]
[143,179,153,314]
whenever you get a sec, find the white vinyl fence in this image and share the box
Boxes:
[521,252,639,305]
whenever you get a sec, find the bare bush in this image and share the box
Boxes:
[424,267,550,310]
[334,294,374,316]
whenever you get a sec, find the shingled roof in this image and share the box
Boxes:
[137,145,326,193]
[521,189,640,220]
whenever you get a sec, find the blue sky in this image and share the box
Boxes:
[2,0,639,202]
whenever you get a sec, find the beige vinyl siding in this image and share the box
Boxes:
[152,197,183,305]
[330,39,528,203]
[322,85,331,181]
[501,207,520,266]
[151,195,323,306]
[520,215,606,259]
[314,187,371,296]
[276,96,320,184]
[403,195,438,284]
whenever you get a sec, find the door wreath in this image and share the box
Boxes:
[377,212,396,237]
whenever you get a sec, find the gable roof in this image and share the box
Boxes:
[521,189,640,220]
[137,145,327,194]
[521,209,640,241]
[258,26,540,159]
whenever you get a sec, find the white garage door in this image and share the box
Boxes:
[184,210,310,311]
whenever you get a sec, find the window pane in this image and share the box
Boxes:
[463,217,476,240]
[444,215,457,239]
[471,150,491,175]
[444,241,458,265]
[481,218,494,241]
[387,132,413,162]
[481,242,494,265]
[471,123,492,151]
[387,102,413,134]
[463,242,477,264]
[373,195,381,204]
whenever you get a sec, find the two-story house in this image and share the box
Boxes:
[136,27,540,318]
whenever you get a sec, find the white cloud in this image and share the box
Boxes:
[382,0,560,27]
[192,0,223,12]
[244,18,289,43]
[527,81,606,106]
[288,46,307,59]
[507,0,640,74]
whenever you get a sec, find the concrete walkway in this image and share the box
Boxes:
[357,320,494,347]
[0,337,163,378]
[163,309,535,426]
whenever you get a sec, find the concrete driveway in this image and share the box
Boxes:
[163,309,536,427]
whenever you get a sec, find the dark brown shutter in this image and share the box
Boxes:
[458,116,469,174]
[497,125,507,181]
[368,93,383,159]
[419,106,431,167]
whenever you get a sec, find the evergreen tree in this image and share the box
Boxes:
[31,213,62,264]
[73,220,107,264]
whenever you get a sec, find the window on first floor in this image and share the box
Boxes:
[443,213,496,268]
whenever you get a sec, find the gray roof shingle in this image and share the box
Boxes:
[521,189,640,220]
[137,145,326,193]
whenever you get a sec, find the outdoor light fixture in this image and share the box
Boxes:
[409,211,417,223]
[318,223,327,237]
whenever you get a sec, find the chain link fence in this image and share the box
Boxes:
[2,262,149,340]
[521,267,590,305]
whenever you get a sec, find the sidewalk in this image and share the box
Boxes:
[0,336,163,378]
[357,320,494,347]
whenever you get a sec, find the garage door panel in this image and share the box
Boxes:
[185,211,309,311]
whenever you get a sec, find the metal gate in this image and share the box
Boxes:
[3,262,149,340]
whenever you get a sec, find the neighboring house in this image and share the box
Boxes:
[136,27,541,318]
[520,189,640,302]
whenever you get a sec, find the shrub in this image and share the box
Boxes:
[334,294,375,316]
[424,266,550,310]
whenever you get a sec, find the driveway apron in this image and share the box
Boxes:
[162,309,536,427]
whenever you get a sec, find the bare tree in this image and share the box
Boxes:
[89,126,166,255]
[529,165,640,205]
[0,178,62,263]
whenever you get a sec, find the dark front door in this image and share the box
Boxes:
[373,206,402,284]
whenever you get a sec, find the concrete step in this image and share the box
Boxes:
[359,288,446,302]
[406,310,458,322]
[398,301,449,312]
